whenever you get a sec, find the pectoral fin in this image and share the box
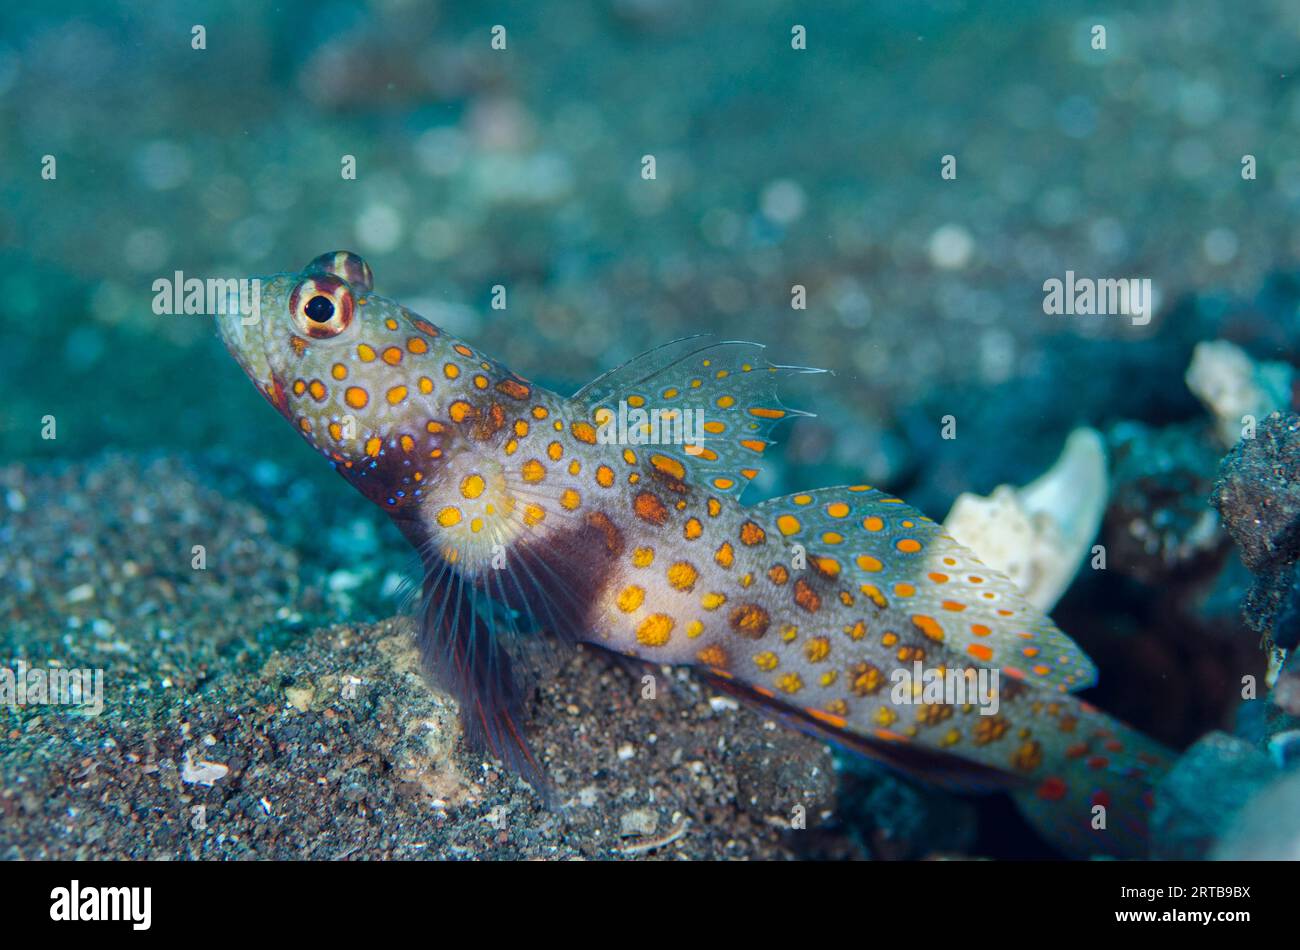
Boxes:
[414,555,550,799]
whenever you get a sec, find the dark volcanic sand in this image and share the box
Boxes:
[1,455,866,860]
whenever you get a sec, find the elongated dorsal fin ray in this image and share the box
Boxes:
[574,335,823,500]
[752,485,1099,693]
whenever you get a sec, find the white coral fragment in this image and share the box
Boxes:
[181,751,230,787]
[942,428,1108,612]
[1185,340,1292,447]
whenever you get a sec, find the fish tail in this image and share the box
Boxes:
[1011,703,1172,859]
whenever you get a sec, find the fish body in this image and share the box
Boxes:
[219,251,1172,858]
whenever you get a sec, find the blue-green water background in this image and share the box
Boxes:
[3,1,1300,860]
[3,0,1299,586]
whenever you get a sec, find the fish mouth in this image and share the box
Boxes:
[216,306,257,378]
[215,291,277,398]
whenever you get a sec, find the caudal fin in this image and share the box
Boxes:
[1011,707,1172,859]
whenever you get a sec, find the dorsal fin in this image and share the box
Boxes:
[574,335,822,499]
[752,485,1099,693]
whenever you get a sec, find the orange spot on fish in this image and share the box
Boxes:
[650,454,685,480]
[496,378,531,400]
[1036,777,1068,801]
[805,707,846,729]
[912,615,944,641]
[634,491,668,525]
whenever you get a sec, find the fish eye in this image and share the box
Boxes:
[289,274,354,339]
[304,250,373,292]
[305,295,334,322]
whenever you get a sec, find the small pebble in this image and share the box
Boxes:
[619,808,658,838]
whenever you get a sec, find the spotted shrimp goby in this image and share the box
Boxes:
[218,251,1173,858]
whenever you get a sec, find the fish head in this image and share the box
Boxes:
[218,250,457,508]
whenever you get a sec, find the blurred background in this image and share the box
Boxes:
[2,0,1298,477]
[4,0,1300,859]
